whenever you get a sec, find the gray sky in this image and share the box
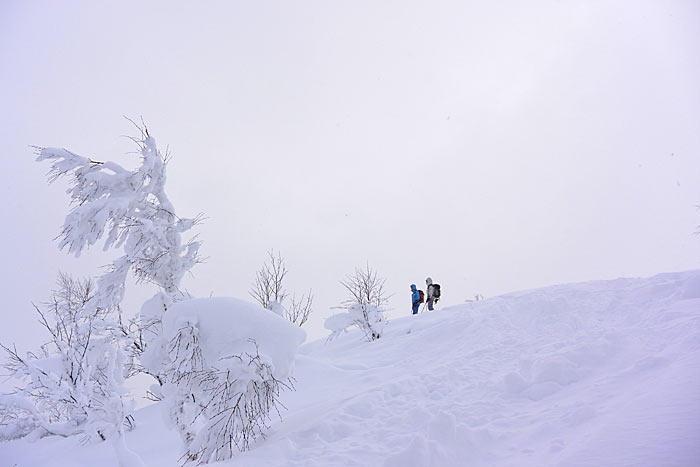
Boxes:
[1,0,699,345]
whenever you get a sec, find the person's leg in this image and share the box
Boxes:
[427,298,434,311]
[412,303,419,314]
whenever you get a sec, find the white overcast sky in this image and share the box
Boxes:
[1,0,699,344]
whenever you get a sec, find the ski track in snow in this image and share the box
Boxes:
[2,271,700,466]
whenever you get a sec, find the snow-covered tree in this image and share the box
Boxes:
[325,264,389,341]
[0,122,204,465]
[35,121,202,380]
[0,273,137,455]
[250,250,313,326]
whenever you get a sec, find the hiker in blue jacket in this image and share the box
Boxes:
[410,284,421,315]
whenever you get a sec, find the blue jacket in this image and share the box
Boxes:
[410,284,420,304]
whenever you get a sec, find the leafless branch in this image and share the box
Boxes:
[286,292,313,327]
[249,250,288,310]
[340,263,388,309]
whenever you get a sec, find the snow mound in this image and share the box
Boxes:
[161,297,306,379]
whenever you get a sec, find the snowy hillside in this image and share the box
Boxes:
[3,270,700,466]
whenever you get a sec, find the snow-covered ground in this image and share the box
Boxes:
[3,270,700,466]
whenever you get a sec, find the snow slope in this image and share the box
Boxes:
[3,270,700,466]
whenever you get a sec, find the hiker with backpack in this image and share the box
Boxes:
[425,277,441,311]
[410,284,423,315]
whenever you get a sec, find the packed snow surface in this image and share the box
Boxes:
[3,271,700,466]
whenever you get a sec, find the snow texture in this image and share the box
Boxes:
[2,270,700,466]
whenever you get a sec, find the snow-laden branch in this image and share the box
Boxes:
[36,133,202,306]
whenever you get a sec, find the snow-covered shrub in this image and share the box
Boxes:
[326,264,389,341]
[0,274,133,444]
[250,250,313,326]
[144,297,305,463]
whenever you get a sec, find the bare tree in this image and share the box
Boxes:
[250,250,313,326]
[249,250,288,311]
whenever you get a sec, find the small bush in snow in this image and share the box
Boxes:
[148,298,305,464]
[326,264,389,341]
[164,328,286,463]
[0,274,133,443]
[250,249,313,327]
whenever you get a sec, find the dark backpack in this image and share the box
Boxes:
[432,284,441,298]
[418,290,425,303]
